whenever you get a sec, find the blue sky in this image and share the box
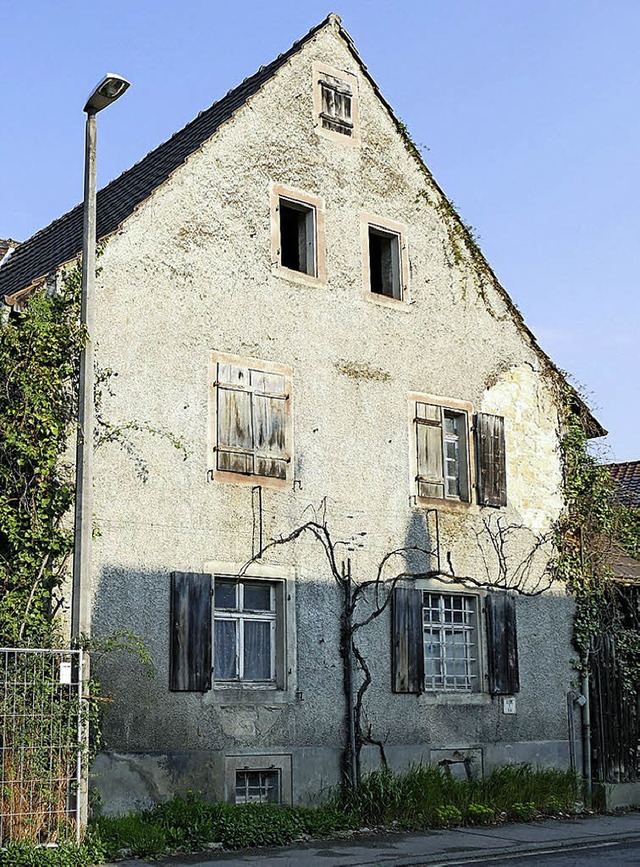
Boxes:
[2,1,638,461]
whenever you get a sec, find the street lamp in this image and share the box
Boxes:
[71,74,130,642]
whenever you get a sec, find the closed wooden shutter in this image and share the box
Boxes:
[251,370,288,479]
[475,413,507,507]
[392,587,424,694]
[415,402,445,499]
[485,593,519,695]
[170,572,212,692]
[217,362,253,474]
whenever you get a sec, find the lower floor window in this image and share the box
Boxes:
[235,769,281,804]
[214,580,276,683]
[423,593,477,691]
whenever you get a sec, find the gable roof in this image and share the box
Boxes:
[608,461,640,508]
[0,14,605,438]
[0,15,333,301]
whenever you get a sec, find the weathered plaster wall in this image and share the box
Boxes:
[88,20,575,812]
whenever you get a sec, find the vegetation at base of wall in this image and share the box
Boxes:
[0,838,105,867]
[80,764,580,861]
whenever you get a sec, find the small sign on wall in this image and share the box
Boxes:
[502,697,517,715]
[59,661,72,685]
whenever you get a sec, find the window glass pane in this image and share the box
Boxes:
[214,619,237,680]
[235,770,280,804]
[243,620,272,680]
[243,583,272,612]
[214,581,237,609]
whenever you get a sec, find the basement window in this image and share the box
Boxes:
[235,769,281,804]
[368,226,402,299]
[279,198,316,276]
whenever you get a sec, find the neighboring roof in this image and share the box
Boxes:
[0,14,604,438]
[607,461,640,508]
[610,547,640,583]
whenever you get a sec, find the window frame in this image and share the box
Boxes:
[225,754,292,805]
[361,213,410,306]
[205,561,296,702]
[208,351,293,488]
[409,393,474,509]
[270,184,326,285]
[312,61,360,146]
[422,591,479,693]
[213,579,278,685]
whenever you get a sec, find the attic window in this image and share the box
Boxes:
[368,226,402,300]
[319,75,353,136]
[313,62,359,145]
[279,199,316,276]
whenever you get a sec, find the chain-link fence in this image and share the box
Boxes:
[0,647,85,845]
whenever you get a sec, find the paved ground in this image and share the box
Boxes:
[109,811,640,867]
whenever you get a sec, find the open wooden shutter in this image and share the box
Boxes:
[485,593,519,695]
[392,587,424,694]
[415,403,444,499]
[475,413,507,507]
[170,572,212,692]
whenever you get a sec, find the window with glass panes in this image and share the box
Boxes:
[422,593,477,691]
[214,580,276,683]
[415,402,470,501]
[235,769,280,804]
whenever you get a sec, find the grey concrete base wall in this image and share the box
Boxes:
[594,782,640,811]
[93,740,572,816]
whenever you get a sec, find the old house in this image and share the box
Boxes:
[0,15,604,813]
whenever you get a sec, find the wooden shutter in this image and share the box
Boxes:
[170,572,212,692]
[217,362,253,474]
[475,413,507,507]
[392,587,424,694]
[485,593,519,695]
[251,370,288,479]
[415,403,444,499]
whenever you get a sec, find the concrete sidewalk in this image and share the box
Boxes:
[108,811,640,867]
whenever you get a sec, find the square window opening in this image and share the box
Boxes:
[279,199,316,276]
[235,769,281,804]
[423,593,478,692]
[368,227,402,299]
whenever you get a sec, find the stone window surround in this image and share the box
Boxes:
[203,561,297,707]
[208,351,293,489]
[270,183,327,286]
[312,60,360,146]
[408,392,476,512]
[361,212,410,308]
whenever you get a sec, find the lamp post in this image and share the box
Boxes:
[71,74,130,643]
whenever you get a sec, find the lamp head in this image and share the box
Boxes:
[84,73,130,114]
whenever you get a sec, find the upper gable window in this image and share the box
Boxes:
[361,213,409,304]
[270,185,326,284]
[209,352,292,485]
[319,74,353,136]
[313,61,359,145]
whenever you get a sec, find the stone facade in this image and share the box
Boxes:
[44,18,581,812]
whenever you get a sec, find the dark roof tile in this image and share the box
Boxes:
[608,461,640,508]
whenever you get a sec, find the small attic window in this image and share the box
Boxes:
[279,198,316,276]
[368,226,401,299]
[313,61,359,145]
[319,75,353,136]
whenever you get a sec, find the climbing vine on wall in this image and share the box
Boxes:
[0,269,84,646]
[557,390,640,695]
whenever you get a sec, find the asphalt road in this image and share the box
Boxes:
[436,840,640,866]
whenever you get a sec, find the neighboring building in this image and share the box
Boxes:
[0,15,605,813]
[608,461,640,509]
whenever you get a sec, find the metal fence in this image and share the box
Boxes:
[0,647,85,845]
